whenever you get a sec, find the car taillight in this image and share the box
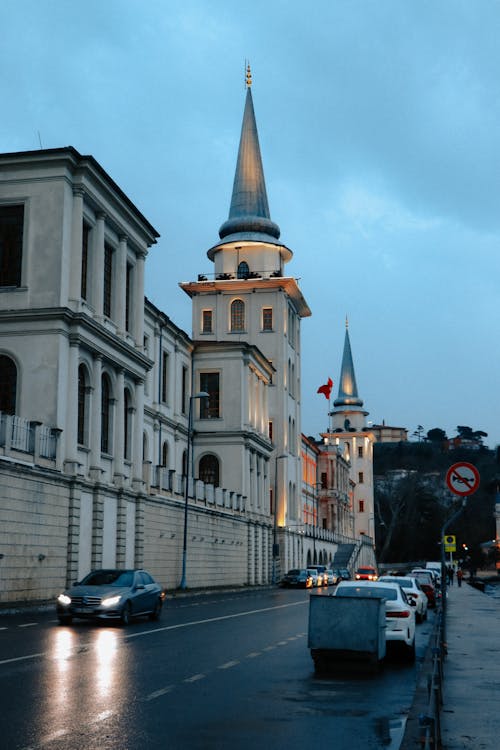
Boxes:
[387,610,411,618]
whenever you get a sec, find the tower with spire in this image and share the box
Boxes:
[320,321,375,540]
[180,68,311,577]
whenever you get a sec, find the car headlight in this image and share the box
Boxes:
[101,595,122,608]
[57,594,71,606]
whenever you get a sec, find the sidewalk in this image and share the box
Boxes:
[440,579,500,749]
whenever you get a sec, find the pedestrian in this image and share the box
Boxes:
[457,568,463,587]
[447,565,454,586]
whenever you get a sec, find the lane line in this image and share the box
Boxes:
[184,673,205,683]
[19,623,38,628]
[145,686,174,701]
[217,660,239,669]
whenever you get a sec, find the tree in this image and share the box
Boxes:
[456,425,488,446]
[412,425,425,442]
[427,427,448,443]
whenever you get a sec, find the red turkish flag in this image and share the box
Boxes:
[317,378,333,400]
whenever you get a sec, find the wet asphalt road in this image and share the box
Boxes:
[0,587,434,750]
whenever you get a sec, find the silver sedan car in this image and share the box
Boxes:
[56,568,165,625]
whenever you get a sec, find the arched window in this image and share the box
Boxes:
[230,299,245,331]
[124,388,131,460]
[199,454,220,487]
[161,441,168,468]
[0,355,17,414]
[101,374,112,454]
[77,364,89,445]
[237,261,250,279]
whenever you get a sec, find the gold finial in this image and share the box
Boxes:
[246,62,252,88]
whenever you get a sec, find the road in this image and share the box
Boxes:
[0,587,434,750]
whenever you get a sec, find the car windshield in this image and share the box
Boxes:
[337,585,397,600]
[287,569,301,576]
[383,578,411,589]
[80,570,134,587]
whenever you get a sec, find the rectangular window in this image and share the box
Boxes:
[262,307,273,331]
[103,243,113,317]
[125,263,132,332]
[161,351,169,403]
[202,309,213,333]
[81,222,89,300]
[0,205,24,287]
[321,472,327,489]
[358,500,365,513]
[358,471,364,483]
[358,446,363,458]
[181,365,188,414]
[200,372,220,419]
[268,420,273,442]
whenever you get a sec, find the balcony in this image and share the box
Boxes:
[0,412,61,467]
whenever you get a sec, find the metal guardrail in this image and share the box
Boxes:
[418,606,444,749]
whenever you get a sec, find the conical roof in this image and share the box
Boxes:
[218,86,281,243]
[334,325,364,408]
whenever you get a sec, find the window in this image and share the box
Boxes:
[161,351,168,403]
[358,471,364,483]
[262,307,273,331]
[77,364,88,445]
[268,420,273,442]
[0,205,24,287]
[237,261,249,279]
[125,263,133,332]
[230,299,245,331]
[202,309,213,333]
[0,355,17,414]
[81,222,90,300]
[200,372,220,419]
[181,365,188,415]
[103,243,113,318]
[358,500,365,513]
[358,446,363,458]
[161,441,168,467]
[321,472,327,489]
[199,454,220,486]
[101,374,112,453]
[124,389,131,460]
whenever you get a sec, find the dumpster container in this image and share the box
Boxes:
[308,594,386,671]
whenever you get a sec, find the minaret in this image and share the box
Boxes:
[180,68,311,574]
[326,320,375,540]
[331,318,368,432]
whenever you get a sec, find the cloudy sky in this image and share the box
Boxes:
[2,0,499,447]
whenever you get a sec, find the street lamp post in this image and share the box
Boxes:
[179,391,209,590]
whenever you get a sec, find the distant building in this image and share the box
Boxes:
[371,423,408,443]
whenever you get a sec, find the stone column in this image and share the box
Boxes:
[115,235,128,335]
[64,338,80,471]
[93,212,106,317]
[113,368,125,484]
[69,186,84,305]
[90,354,102,477]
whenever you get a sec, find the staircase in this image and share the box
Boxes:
[332,544,356,570]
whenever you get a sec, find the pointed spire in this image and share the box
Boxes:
[218,79,280,242]
[334,325,364,408]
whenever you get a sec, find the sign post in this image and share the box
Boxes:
[440,463,480,649]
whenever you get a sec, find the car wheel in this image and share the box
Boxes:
[120,602,132,626]
[58,615,72,625]
[405,639,416,662]
[149,598,162,621]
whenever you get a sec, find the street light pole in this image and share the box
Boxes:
[180,392,208,590]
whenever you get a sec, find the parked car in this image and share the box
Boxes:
[378,576,428,622]
[308,565,328,586]
[307,568,322,587]
[355,566,378,581]
[410,569,438,608]
[56,568,165,625]
[334,580,416,660]
[336,567,351,580]
[280,569,313,588]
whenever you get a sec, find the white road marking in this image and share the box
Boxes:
[246,651,261,658]
[145,686,174,701]
[0,652,45,666]
[184,673,205,683]
[18,623,38,628]
[217,660,239,669]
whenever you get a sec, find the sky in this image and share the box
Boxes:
[1,0,499,448]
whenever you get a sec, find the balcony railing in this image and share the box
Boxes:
[0,412,60,461]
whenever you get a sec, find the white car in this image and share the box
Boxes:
[307,568,321,587]
[334,580,416,660]
[378,576,428,623]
